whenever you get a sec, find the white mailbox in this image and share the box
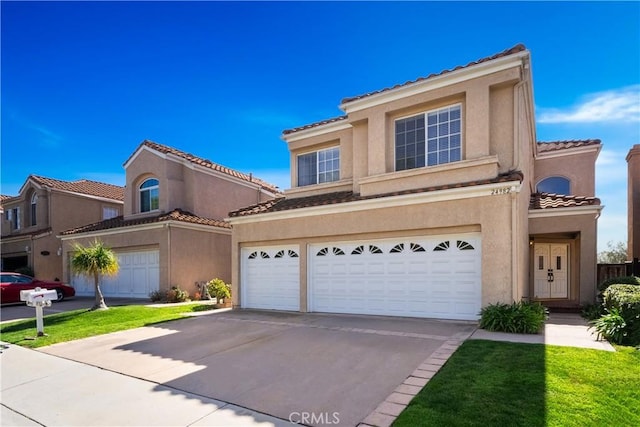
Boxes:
[20,288,58,306]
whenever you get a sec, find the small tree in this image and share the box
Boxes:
[71,240,119,310]
[598,241,628,264]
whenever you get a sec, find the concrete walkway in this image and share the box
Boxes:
[470,312,615,351]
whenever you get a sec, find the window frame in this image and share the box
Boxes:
[30,193,37,226]
[536,176,571,195]
[139,178,160,213]
[297,146,340,187]
[394,103,463,171]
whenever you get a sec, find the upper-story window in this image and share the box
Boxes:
[6,207,21,230]
[297,147,340,187]
[103,206,120,220]
[395,104,462,171]
[139,178,159,212]
[537,176,570,195]
[30,193,37,226]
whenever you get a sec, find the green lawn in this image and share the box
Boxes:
[393,340,640,427]
[0,303,216,348]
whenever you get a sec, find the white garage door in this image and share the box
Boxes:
[309,234,481,320]
[241,245,300,311]
[72,249,160,298]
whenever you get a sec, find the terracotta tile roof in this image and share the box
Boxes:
[341,44,527,104]
[29,175,124,201]
[61,208,231,236]
[1,227,53,240]
[230,171,524,218]
[530,192,601,210]
[537,139,601,153]
[282,116,349,136]
[130,140,281,194]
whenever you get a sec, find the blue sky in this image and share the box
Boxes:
[1,1,639,251]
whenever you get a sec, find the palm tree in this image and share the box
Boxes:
[71,240,119,310]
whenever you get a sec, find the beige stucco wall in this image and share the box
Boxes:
[124,148,271,219]
[232,192,521,311]
[285,67,522,200]
[61,224,231,297]
[534,149,599,196]
[627,145,640,260]
[529,213,599,304]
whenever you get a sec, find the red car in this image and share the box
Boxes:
[0,273,75,304]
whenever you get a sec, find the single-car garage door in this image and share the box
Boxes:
[241,245,300,311]
[309,234,481,320]
[72,249,160,298]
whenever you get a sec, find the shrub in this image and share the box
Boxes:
[581,303,604,321]
[15,266,35,277]
[479,301,548,334]
[166,286,190,303]
[600,284,640,345]
[590,309,627,343]
[597,275,640,294]
[149,290,164,302]
[207,278,231,301]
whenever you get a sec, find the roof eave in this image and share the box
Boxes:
[339,50,529,114]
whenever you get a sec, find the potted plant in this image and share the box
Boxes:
[207,278,231,308]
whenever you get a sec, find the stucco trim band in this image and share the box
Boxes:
[228,180,523,225]
[528,205,603,219]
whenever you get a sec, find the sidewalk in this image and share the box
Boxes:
[0,342,290,427]
[469,313,615,351]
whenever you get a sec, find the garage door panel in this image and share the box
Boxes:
[71,249,159,299]
[242,245,300,311]
[310,234,481,320]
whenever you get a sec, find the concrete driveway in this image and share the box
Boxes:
[40,310,475,426]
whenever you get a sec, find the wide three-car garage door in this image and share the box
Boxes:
[72,249,160,298]
[309,234,481,320]
[241,234,481,320]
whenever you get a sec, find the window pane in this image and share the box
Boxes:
[439,136,449,150]
[451,148,461,162]
[537,176,571,195]
[141,178,159,189]
[450,106,461,119]
[425,104,462,167]
[427,153,437,166]
[428,125,437,138]
[297,152,317,187]
[427,112,437,125]
[451,134,461,148]
[141,191,150,212]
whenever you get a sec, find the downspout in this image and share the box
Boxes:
[511,190,519,302]
[166,223,171,290]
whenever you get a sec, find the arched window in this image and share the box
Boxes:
[139,178,159,212]
[537,176,570,195]
[30,193,37,226]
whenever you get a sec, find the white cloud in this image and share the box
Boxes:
[537,85,640,124]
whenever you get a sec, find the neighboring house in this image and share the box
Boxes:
[228,44,603,320]
[1,176,124,281]
[60,140,280,299]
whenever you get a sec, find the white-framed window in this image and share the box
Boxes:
[139,178,159,212]
[395,104,462,171]
[103,206,120,220]
[30,193,37,226]
[536,176,571,195]
[297,147,340,187]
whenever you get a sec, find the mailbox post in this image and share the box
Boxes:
[20,287,58,337]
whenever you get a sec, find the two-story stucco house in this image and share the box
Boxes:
[1,176,124,281]
[228,44,603,320]
[60,140,280,299]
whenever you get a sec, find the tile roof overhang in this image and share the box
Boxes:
[528,192,603,219]
[124,140,282,194]
[1,228,53,241]
[229,171,524,221]
[6,175,124,204]
[536,139,602,157]
[281,44,529,138]
[60,209,231,238]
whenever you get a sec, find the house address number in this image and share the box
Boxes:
[491,187,512,195]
